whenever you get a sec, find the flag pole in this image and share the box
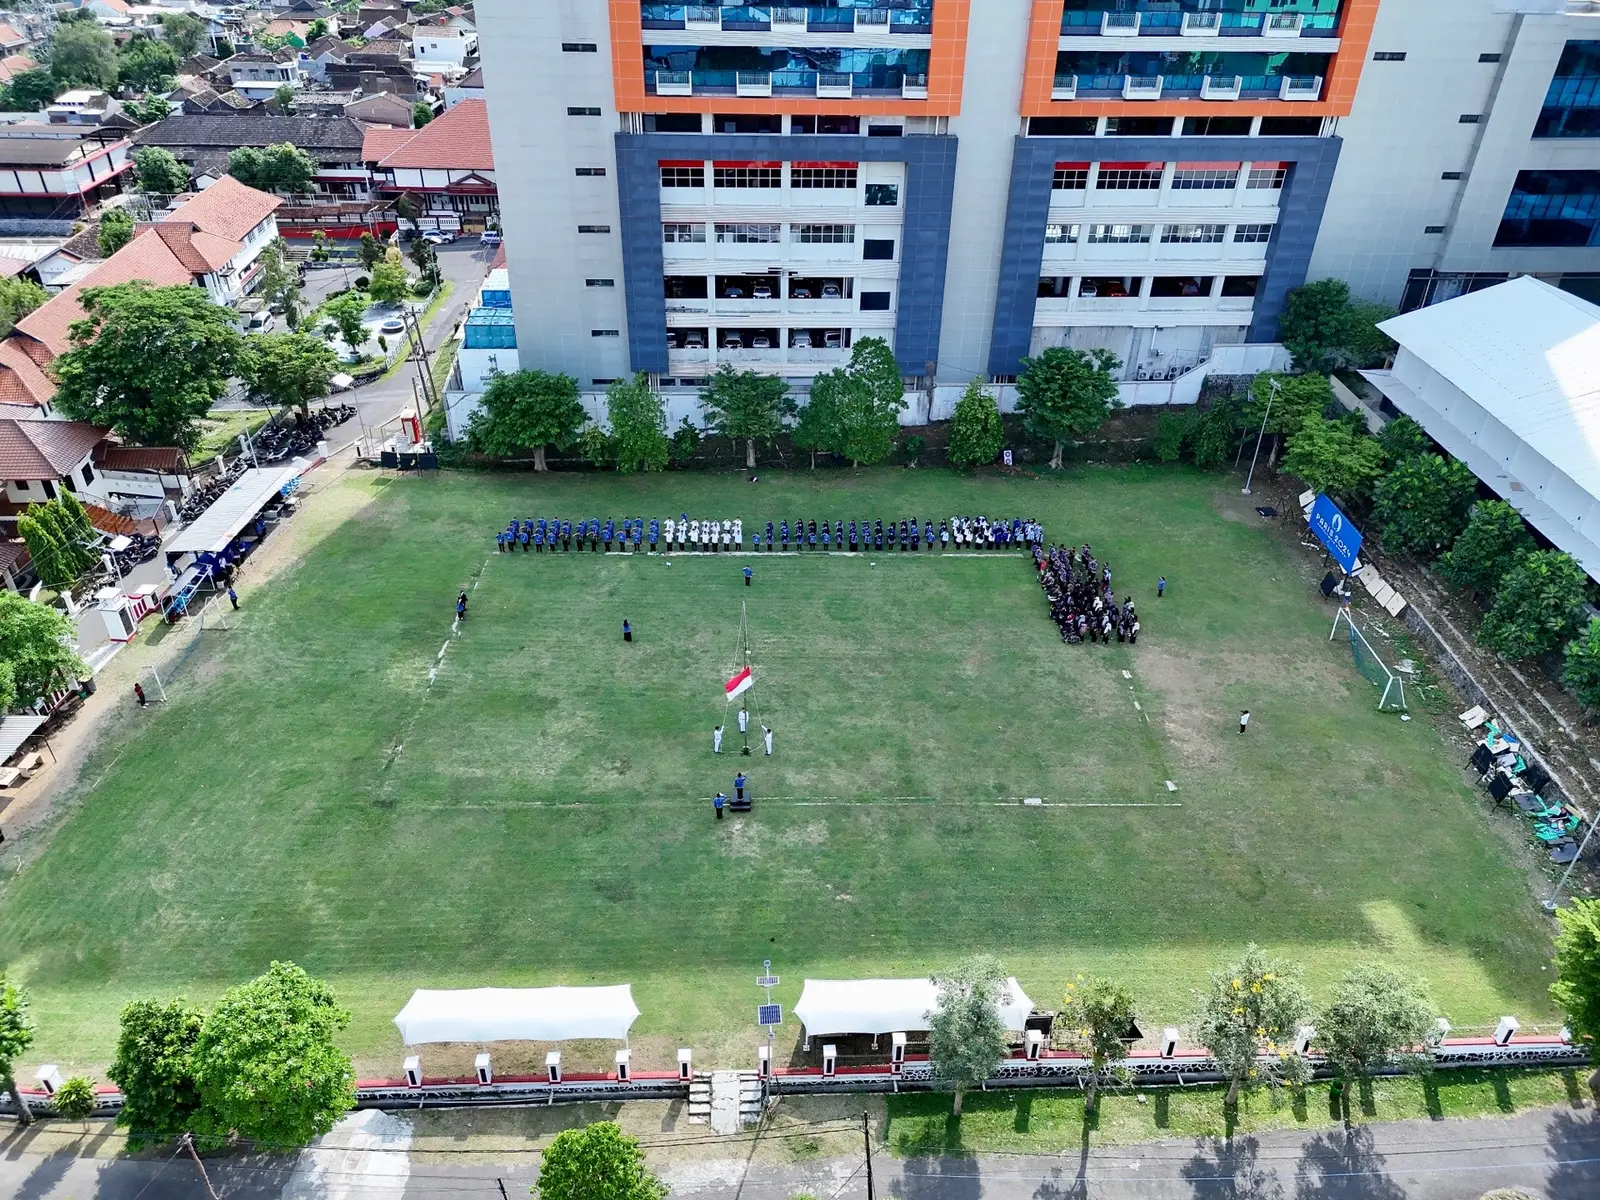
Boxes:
[740,600,752,756]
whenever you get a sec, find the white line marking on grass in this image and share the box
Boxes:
[400,798,1181,810]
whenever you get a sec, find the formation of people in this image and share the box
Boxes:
[494,516,743,552]
[1035,543,1142,645]
[752,516,1043,552]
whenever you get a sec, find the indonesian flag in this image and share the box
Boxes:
[724,666,753,702]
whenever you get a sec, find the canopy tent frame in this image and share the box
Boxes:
[393,985,641,1047]
[792,977,1035,1048]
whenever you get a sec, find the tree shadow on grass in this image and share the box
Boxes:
[1181,1133,1283,1200]
[1292,1126,1405,1200]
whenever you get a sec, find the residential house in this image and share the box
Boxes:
[132,113,373,199]
[443,65,481,110]
[45,90,125,127]
[0,175,281,408]
[0,54,38,84]
[364,96,493,235]
[0,125,133,220]
[58,0,132,20]
[344,90,413,128]
[0,418,189,539]
[412,19,475,70]
[357,0,404,27]
[0,23,30,54]
[226,54,304,102]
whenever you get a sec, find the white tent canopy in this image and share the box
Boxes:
[793,977,1035,1038]
[166,465,302,556]
[393,985,640,1046]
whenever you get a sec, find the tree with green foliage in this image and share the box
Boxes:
[367,260,410,306]
[396,193,420,235]
[1242,371,1333,467]
[534,1122,667,1200]
[0,972,35,1125]
[309,230,330,264]
[274,83,296,115]
[1552,899,1600,1089]
[1191,397,1248,470]
[467,370,585,470]
[321,292,369,357]
[18,512,73,592]
[1278,279,1397,373]
[191,962,354,1151]
[606,374,668,473]
[413,102,434,127]
[0,659,16,713]
[53,283,245,451]
[947,378,1004,467]
[1377,414,1428,464]
[308,19,330,41]
[133,146,190,196]
[52,1075,98,1123]
[2,69,60,113]
[1193,945,1312,1109]
[578,422,616,469]
[214,37,235,58]
[1060,975,1137,1112]
[228,143,315,194]
[0,591,88,702]
[698,363,790,469]
[1016,346,1121,469]
[51,20,118,90]
[928,955,1010,1115]
[0,276,46,339]
[408,238,439,289]
[18,500,95,591]
[1316,966,1440,1088]
[57,489,95,552]
[1153,408,1193,464]
[160,12,207,58]
[668,416,700,467]
[1439,500,1535,601]
[242,331,338,413]
[1564,620,1600,714]
[258,239,302,329]
[108,997,205,1150]
[357,232,382,270]
[118,36,179,92]
[820,337,905,468]
[98,208,133,257]
[123,95,172,125]
[1282,414,1387,507]
[1372,453,1478,557]
[1479,550,1591,661]
[791,381,837,470]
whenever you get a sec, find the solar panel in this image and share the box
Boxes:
[757,1003,782,1028]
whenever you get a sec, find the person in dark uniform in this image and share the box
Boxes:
[899,520,909,551]
[909,518,919,551]
[765,522,774,551]
[632,521,642,552]
[562,520,573,552]
[780,520,790,550]
[808,520,817,550]
[834,520,843,548]
[734,771,746,802]
[496,530,507,552]
[744,565,753,586]
[623,618,633,643]
[648,519,658,553]
[714,792,725,820]
[849,521,858,551]
[874,520,884,550]
[604,520,614,552]
[886,521,897,551]
[533,522,545,553]
[456,594,467,620]
[821,522,831,549]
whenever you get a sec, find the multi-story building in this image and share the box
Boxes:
[470,2,1378,398]
[1309,0,1600,313]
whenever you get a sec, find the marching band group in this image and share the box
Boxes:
[494,516,1047,554]
[1035,542,1142,645]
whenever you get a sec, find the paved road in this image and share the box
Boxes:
[0,1107,1596,1199]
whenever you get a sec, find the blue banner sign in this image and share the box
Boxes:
[1309,494,1363,573]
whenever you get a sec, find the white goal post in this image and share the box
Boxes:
[1330,605,1406,712]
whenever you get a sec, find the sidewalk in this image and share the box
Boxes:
[0,1105,1593,1200]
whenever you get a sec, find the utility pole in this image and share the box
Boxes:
[862,1110,875,1200]
[1241,377,1279,496]
[182,1133,220,1200]
[402,303,438,414]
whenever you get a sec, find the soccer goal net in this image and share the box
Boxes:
[1330,606,1406,712]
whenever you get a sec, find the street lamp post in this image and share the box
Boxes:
[1242,377,1279,496]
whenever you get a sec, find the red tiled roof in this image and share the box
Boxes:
[93,444,185,472]
[0,24,25,46]
[0,54,37,83]
[165,175,282,244]
[83,502,137,537]
[361,125,413,162]
[0,540,29,574]
[0,340,56,407]
[375,99,492,171]
[0,255,31,278]
[0,418,106,480]
[490,242,506,270]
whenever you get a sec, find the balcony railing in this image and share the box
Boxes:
[736,70,773,96]
[655,70,692,95]
[646,68,929,97]
[902,72,928,97]
[1059,8,1337,37]
[1123,74,1163,99]
[1181,12,1220,36]
[642,4,936,35]
[1200,74,1241,100]
[1052,73,1077,100]
[1265,13,1305,35]
[1280,74,1323,101]
[772,7,807,29]
[817,71,853,97]
[1101,11,1140,35]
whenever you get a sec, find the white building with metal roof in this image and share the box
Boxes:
[1363,275,1600,582]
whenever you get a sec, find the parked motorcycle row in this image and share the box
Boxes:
[245,403,357,467]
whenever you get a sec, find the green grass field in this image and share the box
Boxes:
[0,466,1562,1076]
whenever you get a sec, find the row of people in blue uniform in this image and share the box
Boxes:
[751,516,1041,551]
[495,516,745,552]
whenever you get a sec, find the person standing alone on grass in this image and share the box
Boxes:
[134,682,145,707]
[1158,576,1166,599]
[1239,710,1250,735]
[762,724,773,756]
[713,725,724,754]
[744,566,753,587]
[456,595,466,621]
[228,586,238,611]
[738,707,748,734]
[734,771,746,802]
[714,792,725,820]
[622,618,632,643]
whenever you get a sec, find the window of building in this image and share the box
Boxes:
[660,164,705,187]
[791,115,860,135]
[568,106,602,116]
[663,222,706,243]
[1496,168,1600,246]
[646,113,703,133]
[1442,171,1464,180]
[1052,162,1088,190]
[665,276,709,299]
[592,329,620,337]
[1151,276,1213,298]
[714,164,782,188]
[562,42,598,52]
[1171,163,1239,190]
[80,464,93,485]
[794,223,855,243]
[1246,163,1288,189]
[862,238,895,260]
[592,379,618,386]
[1258,116,1322,137]
[1372,51,1407,62]
[586,279,616,287]
[1160,223,1225,244]
[713,113,783,134]
[578,225,611,233]
[10,480,23,490]
[1105,116,1173,137]
[715,222,782,244]
[575,167,607,177]
[1044,223,1080,244]
[1182,116,1251,136]
[867,124,904,138]
[1028,116,1098,136]
[1096,163,1164,190]
[1233,223,1275,243]
[1077,276,1141,299]
[1459,114,1482,123]
[1221,276,1261,297]
[791,164,858,188]
[1480,52,1502,63]
[1087,223,1151,244]
[860,291,892,311]
[42,480,55,499]
[864,183,900,206]
[1536,41,1600,138]
[1424,225,1446,234]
